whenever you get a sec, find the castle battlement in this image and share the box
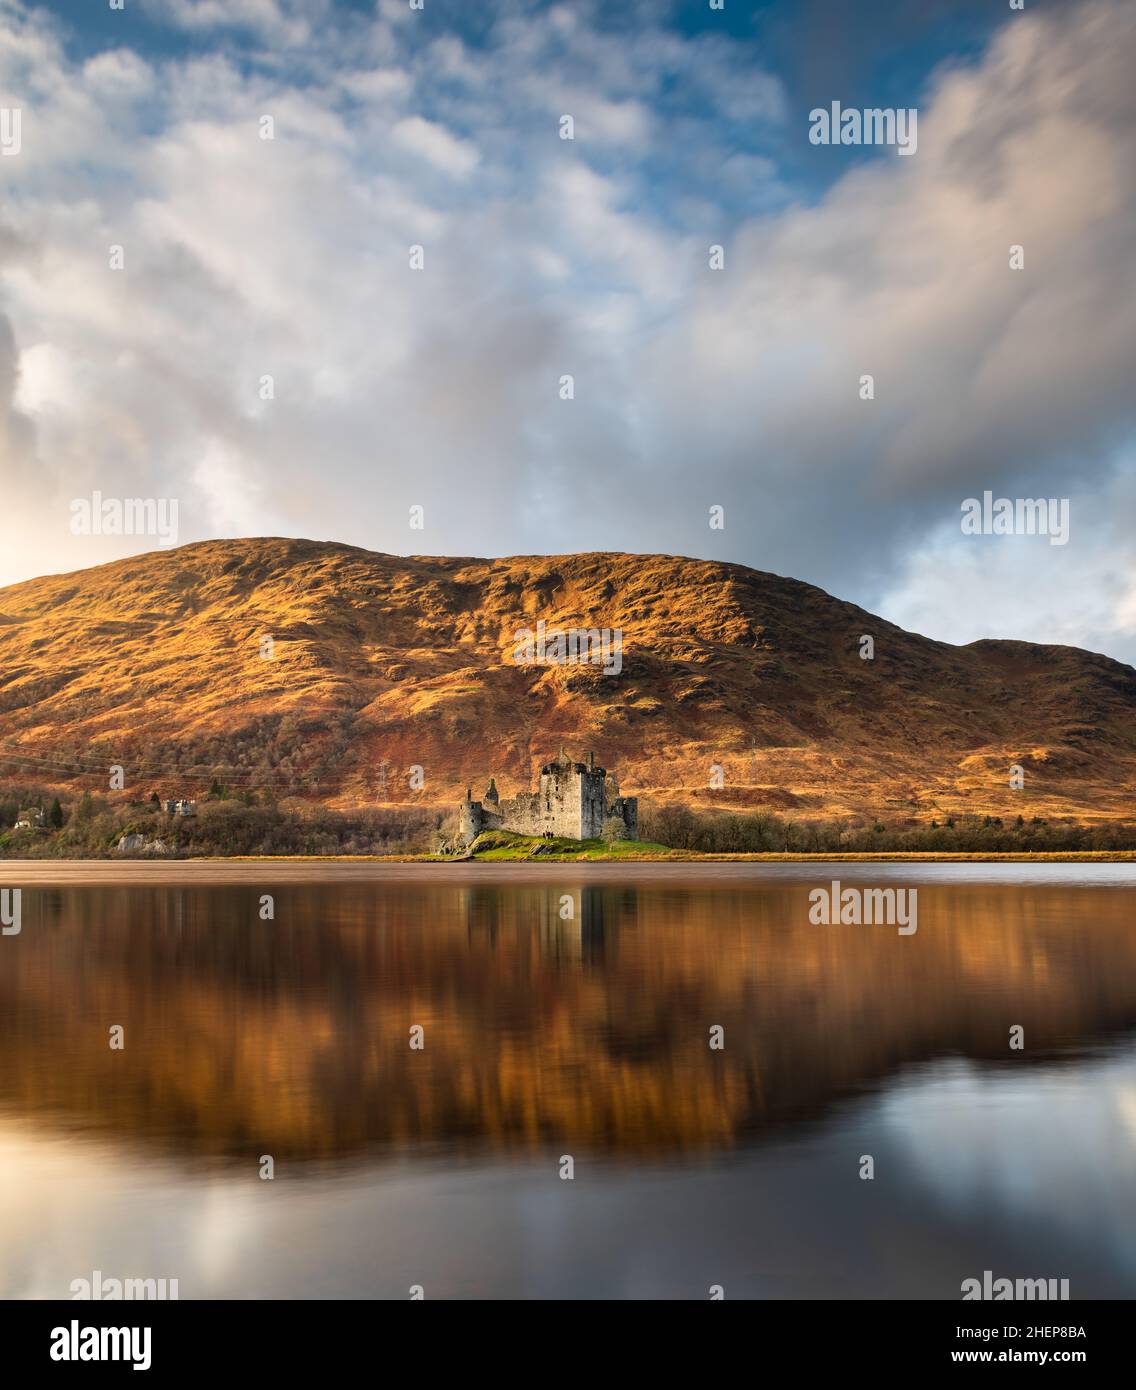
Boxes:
[459,749,638,844]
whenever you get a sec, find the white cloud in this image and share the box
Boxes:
[390,115,480,178]
[0,0,1132,668]
[154,0,313,46]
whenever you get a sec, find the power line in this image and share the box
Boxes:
[0,746,319,786]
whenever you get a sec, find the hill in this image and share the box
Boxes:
[0,537,1133,826]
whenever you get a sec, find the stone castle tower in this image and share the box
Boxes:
[459,749,638,844]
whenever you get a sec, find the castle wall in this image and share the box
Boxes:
[460,801,502,842]
[457,755,638,844]
[611,796,638,839]
[495,791,549,837]
[539,765,584,838]
[580,769,606,839]
[496,774,586,838]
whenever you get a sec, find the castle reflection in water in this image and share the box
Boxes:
[462,882,615,966]
[4,871,1136,1169]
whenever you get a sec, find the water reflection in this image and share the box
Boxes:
[1,871,1135,1297]
[3,877,1136,1164]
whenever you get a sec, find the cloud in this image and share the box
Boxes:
[879,480,1136,659]
[151,0,314,46]
[617,0,1136,651]
[390,115,480,178]
[0,312,36,485]
[0,0,1133,664]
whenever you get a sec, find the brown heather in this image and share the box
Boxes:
[0,536,1133,825]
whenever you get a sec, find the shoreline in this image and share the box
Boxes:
[3,852,1136,887]
[2,849,1136,865]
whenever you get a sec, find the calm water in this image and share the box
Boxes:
[2,864,1135,1299]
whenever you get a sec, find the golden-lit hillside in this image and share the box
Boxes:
[0,537,1133,824]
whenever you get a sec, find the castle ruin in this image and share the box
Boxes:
[459,749,638,844]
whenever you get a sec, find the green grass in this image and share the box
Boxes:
[437,834,1136,864]
[455,830,683,861]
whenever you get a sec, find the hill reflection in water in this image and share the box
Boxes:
[3,876,1136,1166]
[3,872,1136,1298]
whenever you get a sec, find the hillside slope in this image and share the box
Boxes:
[0,538,1133,824]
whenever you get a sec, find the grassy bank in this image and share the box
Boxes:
[4,780,1136,861]
[438,831,1136,864]
[457,830,682,860]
